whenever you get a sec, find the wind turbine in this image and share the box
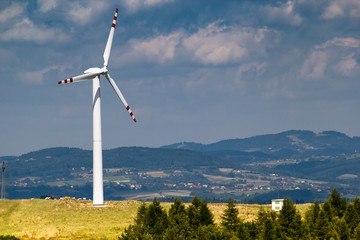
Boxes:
[58,8,137,206]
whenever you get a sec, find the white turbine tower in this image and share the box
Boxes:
[58,8,137,206]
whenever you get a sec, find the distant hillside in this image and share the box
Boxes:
[163,130,360,185]
[103,147,238,169]
[274,155,360,182]
[5,147,236,180]
[0,156,16,161]
[162,130,360,158]
[2,130,360,201]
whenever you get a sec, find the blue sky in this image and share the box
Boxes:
[1,0,360,156]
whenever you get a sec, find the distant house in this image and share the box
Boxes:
[271,199,284,211]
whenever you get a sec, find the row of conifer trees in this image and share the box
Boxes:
[120,188,360,240]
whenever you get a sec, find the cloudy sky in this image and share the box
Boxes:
[1,0,360,156]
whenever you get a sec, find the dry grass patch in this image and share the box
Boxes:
[203,174,234,184]
[0,198,142,239]
[0,198,311,239]
[146,171,169,178]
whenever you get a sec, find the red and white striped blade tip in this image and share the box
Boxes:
[126,106,137,122]
[58,78,73,84]
[112,9,118,28]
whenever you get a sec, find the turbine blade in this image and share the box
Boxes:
[105,73,137,122]
[58,69,103,84]
[103,8,118,67]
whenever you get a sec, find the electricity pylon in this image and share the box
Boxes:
[1,161,5,199]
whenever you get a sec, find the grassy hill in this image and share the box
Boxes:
[0,198,311,240]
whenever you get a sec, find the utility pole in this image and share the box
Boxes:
[1,161,5,199]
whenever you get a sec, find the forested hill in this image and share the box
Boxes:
[4,147,235,179]
[162,130,360,158]
[6,130,359,180]
[3,130,360,179]
[2,130,360,201]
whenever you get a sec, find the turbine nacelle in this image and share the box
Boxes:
[84,67,108,75]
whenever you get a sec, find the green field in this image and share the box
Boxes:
[0,198,310,240]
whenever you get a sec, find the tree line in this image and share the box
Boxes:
[120,188,360,239]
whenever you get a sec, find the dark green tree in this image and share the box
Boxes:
[314,209,331,240]
[261,216,277,240]
[322,200,334,222]
[120,203,147,239]
[257,207,276,226]
[188,196,202,228]
[278,198,304,239]
[0,236,20,240]
[196,224,223,240]
[221,198,240,232]
[305,199,320,225]
[120,199,168,240]
[164,198,191,240]
[236,223,251,240]
[199,200,214,226]
[305,199,321,238]
[135,203,147,229]
[335,218,350,240]
[256,208,279,240]
[313,204,342,240]
[144,198,169,238]
[120,189,360,240]
[187,196,214,229]
[344,202,359,237]
[353,223,360,239]
[327,188,347,218]
[353,197,360,214]
[244,221,260,240]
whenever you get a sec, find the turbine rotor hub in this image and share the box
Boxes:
[83,67,108,76]
[84,67,102,74]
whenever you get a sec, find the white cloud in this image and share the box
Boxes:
[322,2,344,19]
[0,2,25,22]
[0,18,68,43]
[236,62,267,81]
[182,22,277,65]
[316,37,360,77]
[21,65,69,84]
[22,69,48,85]
[144,0,175,6]
[302,37,360,80]
[129,31,182,63]
[38,0,57,13]
[120,21,279,66]
[315,37,360,49]
[183,22,247,65]
[121,0,175,12]
[263,1,303,26]
[66,0,109,25]
[335,53,357,76]
[67,5,93,26]
[301,51,328,80]
[234,62,267,92]
[322,0,360,19]
[0,1,68,43]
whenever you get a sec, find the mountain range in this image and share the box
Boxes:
[163,130,360,157]
[1,130,360,202]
